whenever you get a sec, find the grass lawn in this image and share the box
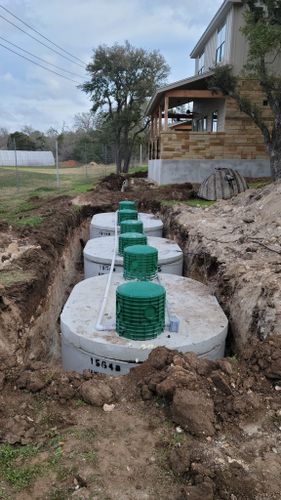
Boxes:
[0,163,147,226]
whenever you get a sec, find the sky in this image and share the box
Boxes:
[0,0,222,132]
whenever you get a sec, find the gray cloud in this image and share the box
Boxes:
[0,0,222,131]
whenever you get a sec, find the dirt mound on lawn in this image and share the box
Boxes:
[75,173,195,211]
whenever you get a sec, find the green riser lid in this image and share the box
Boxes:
[119,200,136,210]
[120,220,144,234]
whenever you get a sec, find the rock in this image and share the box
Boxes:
[141,385,153,400]
[232,392,262,413]
[216,359,233,375]
[103,403,115,412]
[172,389,215,437]
[147,347,171,369]
[183,352,200,371]
[17,371,47,392]
[58,384,76,400]
[265,359,281,379]
[168,447,191,476]
[156,370,198,400]
[79,380,114,407]
[211,371,233,395]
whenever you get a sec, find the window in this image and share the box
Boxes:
[198,51,205,74]
[196,116,208,131]
[215,23,226,64]
[195,117,207,132]
[211,111,218,132]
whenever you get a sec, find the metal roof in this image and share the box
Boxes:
[0,150,55,167]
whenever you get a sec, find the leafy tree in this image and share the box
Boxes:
[73,112,96,134]
[7,131,36,150]
[81,41,169,173]
[210,0,281,180]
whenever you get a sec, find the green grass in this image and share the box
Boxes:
[247,179,271,189]
[0,164,115,225]
[129,165,148,174]
[161,198,215,208]
[0,444,41,491]
[0,270,35,287]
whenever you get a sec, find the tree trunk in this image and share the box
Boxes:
[270,119,281,181]
[122,148,132,173]
[270,149,281,180]
[115,145,122,175]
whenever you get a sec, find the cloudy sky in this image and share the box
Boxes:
[0,0,222,132]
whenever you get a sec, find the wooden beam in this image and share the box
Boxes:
[164,95,169,131]
[166,90,224,98]
[158,105,162,132]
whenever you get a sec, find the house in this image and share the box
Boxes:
[147,0,276,185]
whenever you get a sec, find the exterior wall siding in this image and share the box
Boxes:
[196,8,235,74]
[159,81,270,162]
[230,4,249,75]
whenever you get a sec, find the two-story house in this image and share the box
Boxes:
[147,0,273,184]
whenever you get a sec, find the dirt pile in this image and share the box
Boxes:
[1,341,281,498]
[74,173,195,212]
[162,181,281,352]
[130,344,281,499]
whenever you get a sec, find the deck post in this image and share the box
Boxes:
[164,95,169,131]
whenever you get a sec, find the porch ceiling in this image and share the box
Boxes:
[146,71,215,115]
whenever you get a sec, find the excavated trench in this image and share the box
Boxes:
[2,203,234,367]
[2,187,281,500]
[5,187,277,366]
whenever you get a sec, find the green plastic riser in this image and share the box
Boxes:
[123,245,158,280]
[120,219,144,234]
[118,209,138,225]
[116,281,166,340]
[118,232,147,256]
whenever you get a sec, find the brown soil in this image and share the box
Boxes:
[162,181,281,353]
[1,174,281,499]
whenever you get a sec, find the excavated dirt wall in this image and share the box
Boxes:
[0,199,116,364]
[161,182,281,353]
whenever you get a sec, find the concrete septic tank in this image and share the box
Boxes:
[83,236,183,278]
[61,274,228,375]
[90,212,163,238]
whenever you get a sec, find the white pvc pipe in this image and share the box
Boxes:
[95,210,118,331]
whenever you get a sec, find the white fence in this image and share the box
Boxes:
[0,150,55,167]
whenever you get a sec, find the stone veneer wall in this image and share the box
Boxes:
[159,80,270,162]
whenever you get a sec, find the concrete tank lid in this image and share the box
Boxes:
[90,212,163,231]
[83,236,182,265]
[60,273,228,362]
